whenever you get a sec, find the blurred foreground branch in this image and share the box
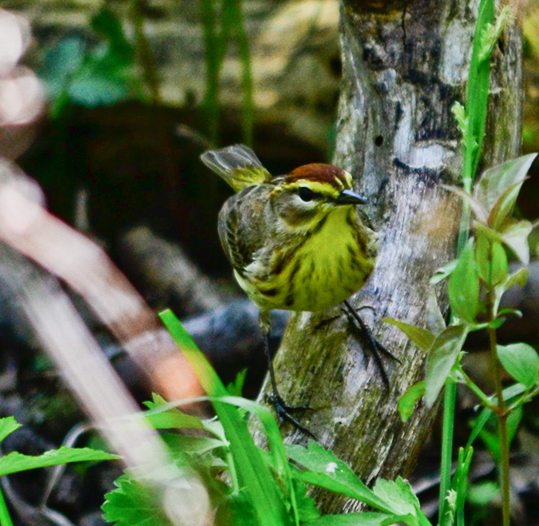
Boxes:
[0,159,212,526]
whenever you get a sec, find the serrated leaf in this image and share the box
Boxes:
[500,219,533,265]
[159,310,291,526]
[441,185,488,223]
[215,491,257,526]
[293,480,320,523]
[473,154,537,213]
[504,267,528,291]
[0,447,118,477]
[448,240,480,322]
[425,325,468,407]
[372,478,420,517]
[286,442,394,514]
[382,319,435,352]
[0,417,22,444]
[103,474,170,526]
[497,343,539,389]
[398,382,426,422]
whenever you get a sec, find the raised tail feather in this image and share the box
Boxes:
[200,144,272,192]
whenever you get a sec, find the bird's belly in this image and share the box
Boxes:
[289,236,369,312]
[238,210,375,312]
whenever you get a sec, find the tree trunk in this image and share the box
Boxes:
[255,0,523,514]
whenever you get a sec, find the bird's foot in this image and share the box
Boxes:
[341,300,401,391]
[266,392,316,440]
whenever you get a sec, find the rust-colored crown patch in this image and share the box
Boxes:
[284,163,351,190]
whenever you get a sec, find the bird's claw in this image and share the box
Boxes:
[266,393,316,440]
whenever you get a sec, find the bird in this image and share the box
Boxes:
[201,144,394,435]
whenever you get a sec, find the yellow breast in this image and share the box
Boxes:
[237,207,376,312]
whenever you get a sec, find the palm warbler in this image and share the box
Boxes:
[201,145,389,433]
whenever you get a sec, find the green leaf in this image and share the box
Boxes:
[475,234,490,283]
[382,319,435,352]
[474,221,505,243]
[227,369,247,397]
[488,180,526,231]
[500,219,533,265]
[303,512,398,525]
[450,447,474,522]
[372,478,419,516]
[0,417,22,444]
[286,442,394,514]
[0,447,118,477]
[143,394,208,432]
[448,240,480,322]
[159,310,292,526]
[103,474,170,526]
[431,259,458,285]
[293,480,320,523]
[467,481,499,506]
[463,0,495,183]
[490,242,508,285]
[476,238,508,286]
[497,343,539,389]
[398,382,426,422]
[504,267,529,291]
[215,491,258,526]
[91,7,133,66]
[474,154,536,216]
[162,434,225,457]
[425,325,468,407]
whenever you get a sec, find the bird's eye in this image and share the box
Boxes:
[298,187,316,202]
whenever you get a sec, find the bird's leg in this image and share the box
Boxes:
[259,310,316,439]
[341,299,401,391]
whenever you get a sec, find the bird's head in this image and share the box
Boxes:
[270,163,367,228]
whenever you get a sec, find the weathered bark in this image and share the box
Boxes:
[256,0,523,514]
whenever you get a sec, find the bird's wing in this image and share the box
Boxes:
[201,144,272,192]
[217,185,269,273]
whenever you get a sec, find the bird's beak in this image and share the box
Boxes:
[335,189,367,205]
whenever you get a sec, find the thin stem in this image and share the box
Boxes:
[0,484,14,526]
[487,288,510,526]
[438,380,456,526]
[439,198,472,523]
